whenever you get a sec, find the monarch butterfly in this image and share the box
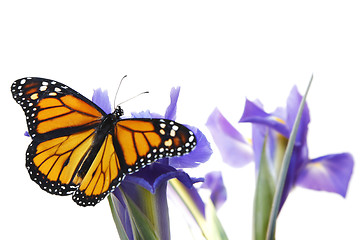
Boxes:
[11,77,196,206]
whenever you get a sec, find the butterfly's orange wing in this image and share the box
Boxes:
[11,77,106,139]
[12,77,197,206]
[72,133,125,206]
[26,129,97,196]
[113,119,196,173]
[11,78,124,205]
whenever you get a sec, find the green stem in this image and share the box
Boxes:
[253,135,275,240]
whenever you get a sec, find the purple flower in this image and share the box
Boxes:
[207,86,354,211]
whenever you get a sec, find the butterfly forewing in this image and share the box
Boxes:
[11,77,105,139]
[114,119,197,174]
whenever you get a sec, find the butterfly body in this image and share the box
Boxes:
[12,77,196,206]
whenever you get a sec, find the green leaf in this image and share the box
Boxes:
[135,183,170,240]
[205,200,228,240]
[121,189,159,240]
[108,195,130,240]
[108,182,171,240]
[265,75,313,240]
[253,136,276,240]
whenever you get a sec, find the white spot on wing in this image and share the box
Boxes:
[170,129,176,137]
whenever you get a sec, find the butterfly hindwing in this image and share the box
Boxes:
[26,126,125,206]
[26,129,97,196]
[114,119,197,173]
[73,134,125,206]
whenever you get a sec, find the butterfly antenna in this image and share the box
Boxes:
[117,91,149,106]
[114,75,127,108]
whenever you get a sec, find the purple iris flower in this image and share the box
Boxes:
[93,87,212,239]
[207,86,354,211]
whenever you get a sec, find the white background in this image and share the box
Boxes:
[1,1,359,239]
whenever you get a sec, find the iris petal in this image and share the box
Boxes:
[201,171,227,209]
[239,99,289,138]
[92,88,112,114]
[295,153,354,197]
[131,110,163,119]
[124,163,195,194]
[207,108,254,167]
[285,86,310,145]
[165,87,180,120]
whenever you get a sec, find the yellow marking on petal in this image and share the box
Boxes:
[311,162,327,172]
[273,117,286,124]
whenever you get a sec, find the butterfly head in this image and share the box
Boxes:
[114,105,124,120]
